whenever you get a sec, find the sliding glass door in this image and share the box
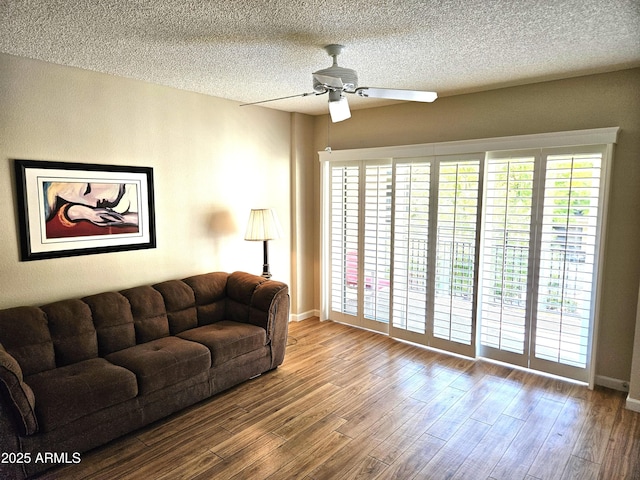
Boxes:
[321,134,613,383]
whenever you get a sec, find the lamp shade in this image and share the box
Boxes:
[244,208,283,241]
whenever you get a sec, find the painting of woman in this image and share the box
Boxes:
[44,182,140,238]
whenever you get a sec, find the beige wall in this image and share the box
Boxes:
[312,68,640,385]
[629,282,640,408]
[0,53,292,307]
[289,113,317,319]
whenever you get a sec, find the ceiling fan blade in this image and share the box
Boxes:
[240,91,322,107]
[355,87,438,103]
[328,96,351,122]
[313,73,344,90]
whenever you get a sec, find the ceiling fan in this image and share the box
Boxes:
[241,44,438,122]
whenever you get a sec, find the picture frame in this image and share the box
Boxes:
[14,159,156,261]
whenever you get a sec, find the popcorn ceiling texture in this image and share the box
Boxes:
[1,0,639,115]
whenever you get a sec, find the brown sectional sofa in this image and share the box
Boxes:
[0,271,289,479]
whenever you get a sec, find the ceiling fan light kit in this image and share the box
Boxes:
[242,44,438,123]
[328,95,351,122]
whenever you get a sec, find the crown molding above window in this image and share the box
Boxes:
[319,127,620,162]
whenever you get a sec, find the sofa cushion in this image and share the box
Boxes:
[41,299,98,367]
[105,337,211,395]
[0,306,55,376]
[25,358,138,433]
[154,280,198,334]
[226,272,264,323]
[227,271,264,304]
[0,344,38,435]
[183,272,228,304]
[183,272,228,326]
[121,286,170,344]
[83,291,136,355]
[177,321,267,367]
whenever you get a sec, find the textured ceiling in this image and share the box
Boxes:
[1,0,639,116]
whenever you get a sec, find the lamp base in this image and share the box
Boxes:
[261,240,272,279]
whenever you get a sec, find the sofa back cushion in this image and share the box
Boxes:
[83,292,136,355]
[226,271,265,323]
[153,280,198,334]
[0,306,55,376]
[41,299,98,367]
[183,272,228,326]
[121,286,169,343]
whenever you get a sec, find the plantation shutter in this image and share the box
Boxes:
[531,149,603,380]
[329,163,360,322]
[432,159,481,355]
[363,164,393,325]
[479,147,607,381]
[391,160,431,341]
[479,154,536,366]
[328,161,393,332]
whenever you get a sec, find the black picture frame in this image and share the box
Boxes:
[14,159,156,261]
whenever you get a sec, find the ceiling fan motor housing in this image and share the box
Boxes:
[313,66,358,93]
[313,45,358,93]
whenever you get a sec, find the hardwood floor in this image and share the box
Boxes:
[37,317,639,480]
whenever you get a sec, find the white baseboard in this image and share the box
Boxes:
[594,375,629,392]
[626,396,640,413]
[290,309,320,322]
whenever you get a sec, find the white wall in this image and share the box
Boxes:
[0,53,291,307]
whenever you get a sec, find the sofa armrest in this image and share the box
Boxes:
[249,279,290,369]
[224,271,290,368]
[0,345,30,479]
[0,343,38,436]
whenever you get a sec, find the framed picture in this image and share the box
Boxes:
[14,159,156,261]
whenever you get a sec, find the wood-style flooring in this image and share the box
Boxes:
[37,317,639,479]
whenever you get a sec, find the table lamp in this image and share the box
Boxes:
[244,208,282,278]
